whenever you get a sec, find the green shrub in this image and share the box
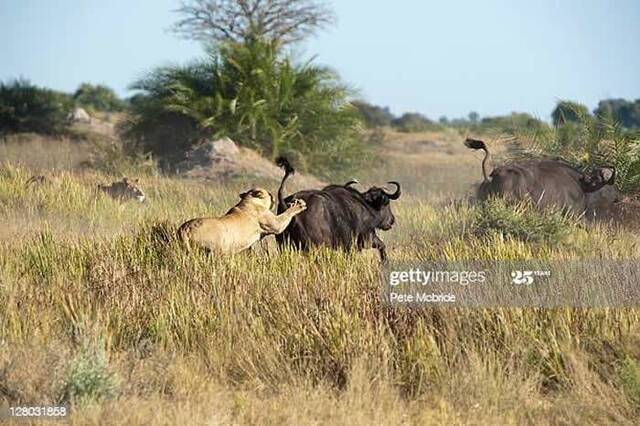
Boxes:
[478,112,548,134]
[0,79,73,135]
[123,38,365,178]
[473,197,578,243]
[121,91,202,168]
[619,357,640,408]
[552,100,591,127]
[391,112,439,132]
[352,100,394,128]
[73,83,125,112]
[62,340,120,405]
[595,98,640,129]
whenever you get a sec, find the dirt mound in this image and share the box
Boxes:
[68,110,121,140]
[177,138,325,189]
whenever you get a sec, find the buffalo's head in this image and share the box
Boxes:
[362,181,401,230]
[579,166,615,193]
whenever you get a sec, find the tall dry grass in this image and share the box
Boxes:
[0,134,91,171]
[1,138,640,424]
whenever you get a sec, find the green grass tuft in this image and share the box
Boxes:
[473,197,578,243]
[62,338,120,405]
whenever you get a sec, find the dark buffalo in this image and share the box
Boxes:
[275,157,401,261]
[585,184,623,219]
[464,138,615,214]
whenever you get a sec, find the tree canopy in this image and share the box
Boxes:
[594,98,640,129]
[171,0,335,45]
[124,38,364,177]
[0,79,73,135]
[73,83,125,112]
[551,101,591,127]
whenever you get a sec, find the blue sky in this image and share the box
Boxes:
[1,0,639,120]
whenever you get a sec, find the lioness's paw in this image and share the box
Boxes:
[291,198,307,213]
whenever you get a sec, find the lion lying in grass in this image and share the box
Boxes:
[178,187,306,254]
[98,177,146,203]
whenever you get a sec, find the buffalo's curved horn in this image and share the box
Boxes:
[601,166,616,184]
[383,181,401,200]
[344,179,359,187]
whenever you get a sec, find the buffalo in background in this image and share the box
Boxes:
[275,157,401,261]
[464,138,615,215]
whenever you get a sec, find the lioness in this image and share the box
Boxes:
[178,187,307,254]
[98,178,146,203]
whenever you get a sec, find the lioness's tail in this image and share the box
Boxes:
[25,175,45,187]
[464,138,491,182]
[276,156,295,212]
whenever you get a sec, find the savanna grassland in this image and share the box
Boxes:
[1,130,640,425]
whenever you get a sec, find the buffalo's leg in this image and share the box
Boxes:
[371,235,387,262]
[356,233,387,261]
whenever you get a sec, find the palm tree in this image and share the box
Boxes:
[125,38,364,177]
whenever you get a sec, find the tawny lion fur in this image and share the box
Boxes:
[177,187,306,254]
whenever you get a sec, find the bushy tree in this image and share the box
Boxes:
[352,101,395,128]
[73,83,125,112]
[123,38,364,177]
[171,0,335,45]
[448,117,471,128]
[0,79,73,135]
[479,112,547,133]
[123,78,205,167]
[594,98,640,129]
[391,112,436,132]
[551,101,591,127]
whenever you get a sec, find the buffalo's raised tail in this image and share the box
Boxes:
[464,138,491,182]
[276,156,295,212]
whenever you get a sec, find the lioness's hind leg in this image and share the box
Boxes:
[177,219,202,253]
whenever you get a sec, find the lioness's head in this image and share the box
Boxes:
[99,177,146,203]
[239,187,274,210]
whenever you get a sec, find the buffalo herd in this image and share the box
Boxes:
[265,138,620,260]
